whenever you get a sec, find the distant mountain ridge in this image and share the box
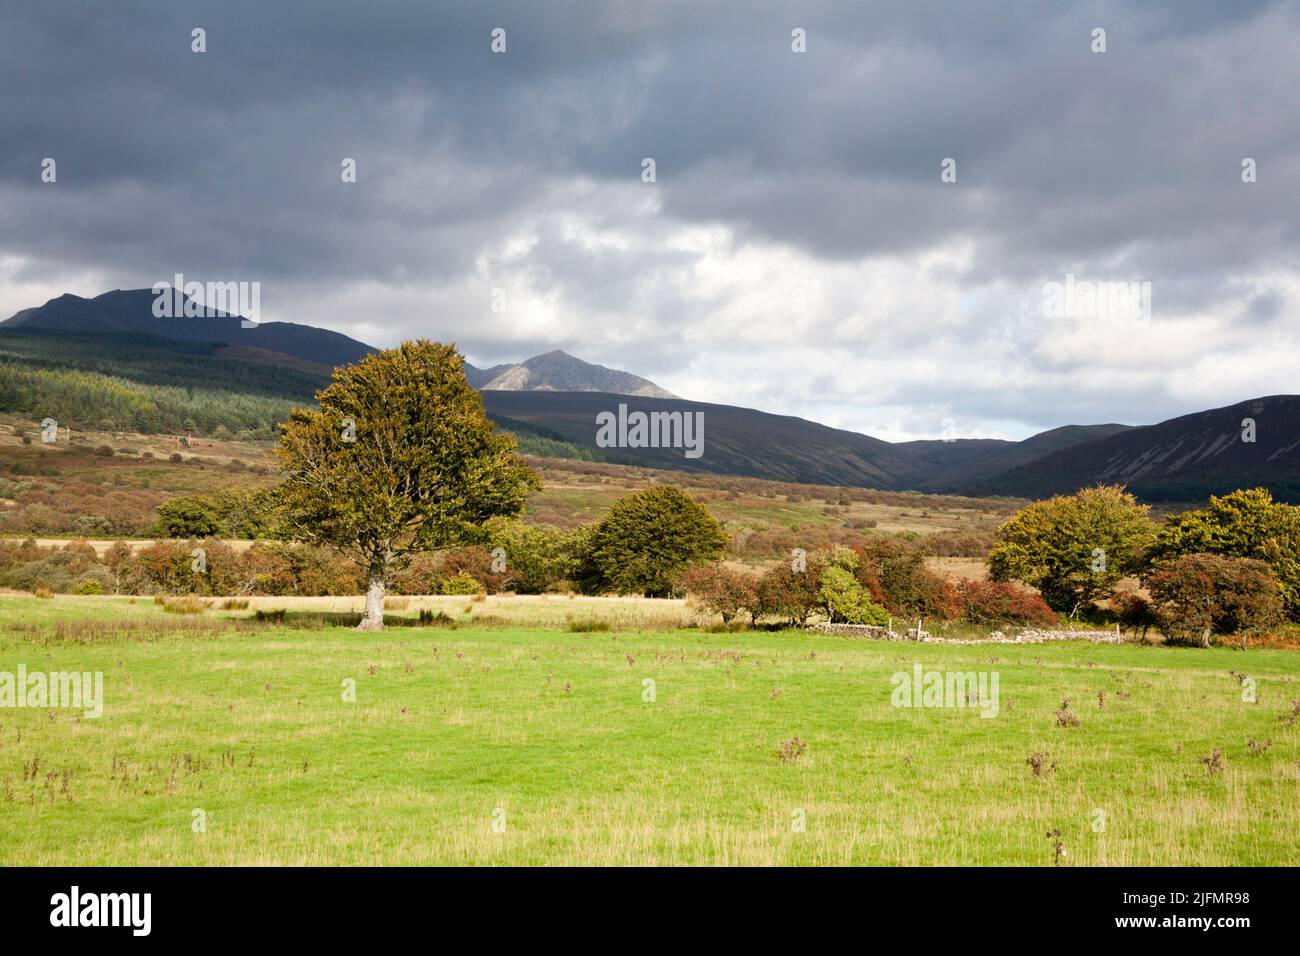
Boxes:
[5,289,1300,502]
[961,396,1300,501]
[897,424,1137,492]
[3,289,676,399]
[476,350,677,399]
[4,289,376,368]
[481,392,1300,501]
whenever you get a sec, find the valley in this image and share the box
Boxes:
[5,290,1300,502]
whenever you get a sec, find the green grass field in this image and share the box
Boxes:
[1,595,1297,865]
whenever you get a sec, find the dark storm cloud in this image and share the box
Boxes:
[1,0,1296,436]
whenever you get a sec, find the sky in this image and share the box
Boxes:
[2,0,1298,441]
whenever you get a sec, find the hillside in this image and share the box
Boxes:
[5,298,1300,502]
[966,396,1300,501]
[4,290,676,398]
[481,389,916,486]
[0,411,1016,572]
[5,289,375,367]
[898,424,1137,492]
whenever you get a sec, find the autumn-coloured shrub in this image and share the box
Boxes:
[1110,589,1158,640]
[855,537,957,619]
[236,541,361,596]
[953,580,1058,627]
[124,540,207,594]
[0,539,106,594]
[388,553,444,595]
[754,560,822,626]
[438,546,514,594]
[679,563,758,624]
[1145,553,1283,647]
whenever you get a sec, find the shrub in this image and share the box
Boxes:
[953,580,1058,627]
[72,578,103,595]
[440,570,485,595]
[483,517,571,594]
[388,552,442,595]
[153,495,224,538]
[574,486,726,597]
[567,616,611,632]
[153,488,285,540]
[1,541,103,594]
[754,561,822,626]
[239,541,360,596]
[1145,553,1283,647]
[679,563,757,623]
[855,537,956,618]
[1110,590,1158,639]
[817,549,889,625]
[161,595,209,615]
[126,540,207,594]
[93,445,115,457]
[438,546,511,594]
[923,530,996,558]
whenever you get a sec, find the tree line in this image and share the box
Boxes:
[987,484,1298,646]
[9,337,1295,645]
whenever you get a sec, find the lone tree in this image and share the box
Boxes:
[276,340,539,630]
[988,484,1154,616]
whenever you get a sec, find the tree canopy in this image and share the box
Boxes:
[275,340,539,628]
[1148,487,1300,618]
[575,485,725,597]
[987,485,1154,614]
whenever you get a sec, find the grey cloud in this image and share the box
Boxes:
[2,0,1298,439]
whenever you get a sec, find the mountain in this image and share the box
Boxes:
[4,289,375,368]
[7,290,1300,502]
[898,424,1137,492]
[480,389,915,486]
[487,395,1300,502]
[965,396,1300,502]
[3,290,675,399]
[478,350,677,399]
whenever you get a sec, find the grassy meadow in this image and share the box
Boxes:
[2,594,1297,866]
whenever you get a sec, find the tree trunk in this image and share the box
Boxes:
[358,560,387,631]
